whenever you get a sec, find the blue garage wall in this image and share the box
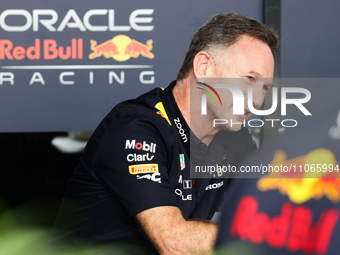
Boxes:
[281,0,340,78]
[0,0,262,132]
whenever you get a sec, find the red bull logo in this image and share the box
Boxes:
[89,35,154,61]
[155,102,171,125]
[89,40,119,59]
[231,196,339,255]
[257,148,340,204]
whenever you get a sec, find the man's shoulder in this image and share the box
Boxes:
[111,87,163,118]
[85,86,176,158]
[100,87,173,130]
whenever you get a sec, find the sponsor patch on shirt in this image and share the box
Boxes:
[183,180,192,189]
[205,181,224,190]
[155,102,171,125]
[125,140,157,153]
[129,164,159,175]
[179,154,185,170]
[136,173,161,183]
[126,153,154,162]
[174,117,188,143]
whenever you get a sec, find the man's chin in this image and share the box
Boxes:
[225,117,245,131]
[220,123,242,132]
[212,116,245,132]
[227,124,242,132]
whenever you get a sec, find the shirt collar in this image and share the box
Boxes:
[161,81,232,155]
[161,81,191,153]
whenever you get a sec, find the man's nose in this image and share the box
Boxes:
[248,86,265,110]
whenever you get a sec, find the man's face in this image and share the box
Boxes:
[207,34,275,131]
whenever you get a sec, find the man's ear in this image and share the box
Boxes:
[193,51,214,78]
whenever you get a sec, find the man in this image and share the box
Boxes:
[51,13,278,254]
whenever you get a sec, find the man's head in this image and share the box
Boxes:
[178,13,278,132]
[177,13,278,81]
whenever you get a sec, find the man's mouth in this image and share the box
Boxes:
[238,109,252,119]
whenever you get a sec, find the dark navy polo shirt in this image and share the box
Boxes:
[51,81,256,251]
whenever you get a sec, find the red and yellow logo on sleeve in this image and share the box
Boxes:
[155,102,171,125]
[129,164,159,175]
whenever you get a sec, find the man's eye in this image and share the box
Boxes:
[247,76,255,81]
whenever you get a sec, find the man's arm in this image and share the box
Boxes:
[136,206,218,255]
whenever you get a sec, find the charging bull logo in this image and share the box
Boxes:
[89,40,119,59]
[257,148,340,204]
[155,102,171,126]
[89,35,154,61]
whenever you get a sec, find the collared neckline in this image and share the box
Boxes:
[161,81,233,156]
[162,81,191,154]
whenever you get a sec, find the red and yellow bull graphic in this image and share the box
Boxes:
[230,196,339,255]
[257,148,340,204]
[89,35,154,61]
[155,102,171,125]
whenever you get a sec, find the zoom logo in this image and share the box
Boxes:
[174,117,188,143]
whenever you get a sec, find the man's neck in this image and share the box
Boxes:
[173,79,191,127]
[173,77,219,146]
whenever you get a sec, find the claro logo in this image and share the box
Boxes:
[0,9,154,32]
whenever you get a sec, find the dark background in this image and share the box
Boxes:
[0,132,80,226]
